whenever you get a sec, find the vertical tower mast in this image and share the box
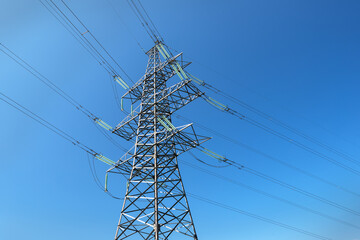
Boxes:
[109,43,209,240]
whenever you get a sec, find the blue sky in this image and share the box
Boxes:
[1,0,360,239]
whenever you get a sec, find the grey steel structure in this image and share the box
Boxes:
[108,43,209,240]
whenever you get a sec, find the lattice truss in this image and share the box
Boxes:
[107,43,210,240]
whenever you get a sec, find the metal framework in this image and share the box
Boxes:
[108,43,209,240]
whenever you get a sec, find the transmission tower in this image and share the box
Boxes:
[107,42,209,240]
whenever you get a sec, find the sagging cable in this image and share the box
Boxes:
[120,98,124,111]
[105,172,109,192]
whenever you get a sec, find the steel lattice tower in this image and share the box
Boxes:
[108,43,209,240]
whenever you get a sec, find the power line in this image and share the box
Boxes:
[40,0,133,85]
[0,43,130,153]
[87,153,124,200]
[175,114,360,198]
[182,159,360,230]
[188,152,229,168]
[41,0,116,75]
[168,44,360,151]
[0,91,96,156]
[188,193,332,240]
[39,0,138,121]
[192,74,360,167]
[59,0,134,84]
[0,90,121,169]
[192,152,360,218]
[202,94,360,177]
[168,46,360,164]
[126,0,160,43]
[134,0,163,42]
[38,0,106,67]
[103,0,146,53]
[0,43,95,119]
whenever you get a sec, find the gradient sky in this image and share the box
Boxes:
[1,0,360,239]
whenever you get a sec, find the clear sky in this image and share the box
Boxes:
[1,0,360,240]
